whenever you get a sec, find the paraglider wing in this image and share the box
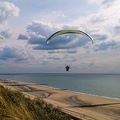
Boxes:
[46,30,94,44]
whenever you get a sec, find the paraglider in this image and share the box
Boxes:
[46,29,94,72]
[46,30,94,44]
[65,65,70,71]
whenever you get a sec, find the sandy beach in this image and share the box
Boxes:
[0,79,120,120]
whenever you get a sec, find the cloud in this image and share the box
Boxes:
[26,21,57,37]
[94,40,120,51]
[0,47,31,62]
[0,1,19,23]
[80,0,120,48]
[101,0,116,8]
[33,35,90,50]
[66,49,77,54]
[88,0,117,7]
[48,50,66,54]
[18,2,118,52]
[86,0,120,28]
[0,1,20,38]
[48,56,61,61]
[88,62,94,67]
[47,49,77,54]
[0,29,12,38]
[92,34,108,41]
[89,13,106,24]
[19,21,93,50]
[113,26,120,35]
[18,34,29,40]
[0,0,15,2]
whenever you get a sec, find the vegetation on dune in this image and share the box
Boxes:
[0,85,71,120]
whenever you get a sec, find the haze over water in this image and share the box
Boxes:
[0,73,120,99]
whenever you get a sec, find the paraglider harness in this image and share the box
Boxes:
[65,65,70,71]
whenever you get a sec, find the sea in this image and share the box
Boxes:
[0,73,120,99]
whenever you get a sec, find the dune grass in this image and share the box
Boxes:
[0,85,71,120]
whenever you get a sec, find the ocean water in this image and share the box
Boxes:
[0,73,120,99]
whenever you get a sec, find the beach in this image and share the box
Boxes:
[0,79,120,120]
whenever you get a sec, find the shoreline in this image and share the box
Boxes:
[1,78,120,100]
[0,79,120,120]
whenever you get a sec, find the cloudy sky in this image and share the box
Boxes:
[0,0,120,73]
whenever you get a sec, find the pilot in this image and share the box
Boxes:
[65,65,70,71]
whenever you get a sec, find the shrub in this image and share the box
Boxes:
[0,85,71,120]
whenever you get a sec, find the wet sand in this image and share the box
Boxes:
[0,79,120,120]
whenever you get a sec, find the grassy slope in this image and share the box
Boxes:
[0,85,71,120]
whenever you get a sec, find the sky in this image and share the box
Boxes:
[0,0,120,73]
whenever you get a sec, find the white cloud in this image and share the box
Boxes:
[72,0,120,44]
[0,29,12,38]
[18,21,93,51]
[94,40,120,51]
[88,0,116,7]
[0,46,32,61]
[0,1,20,38]
[0,1,19,23]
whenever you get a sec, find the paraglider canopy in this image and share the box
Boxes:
[46,29,94,44]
